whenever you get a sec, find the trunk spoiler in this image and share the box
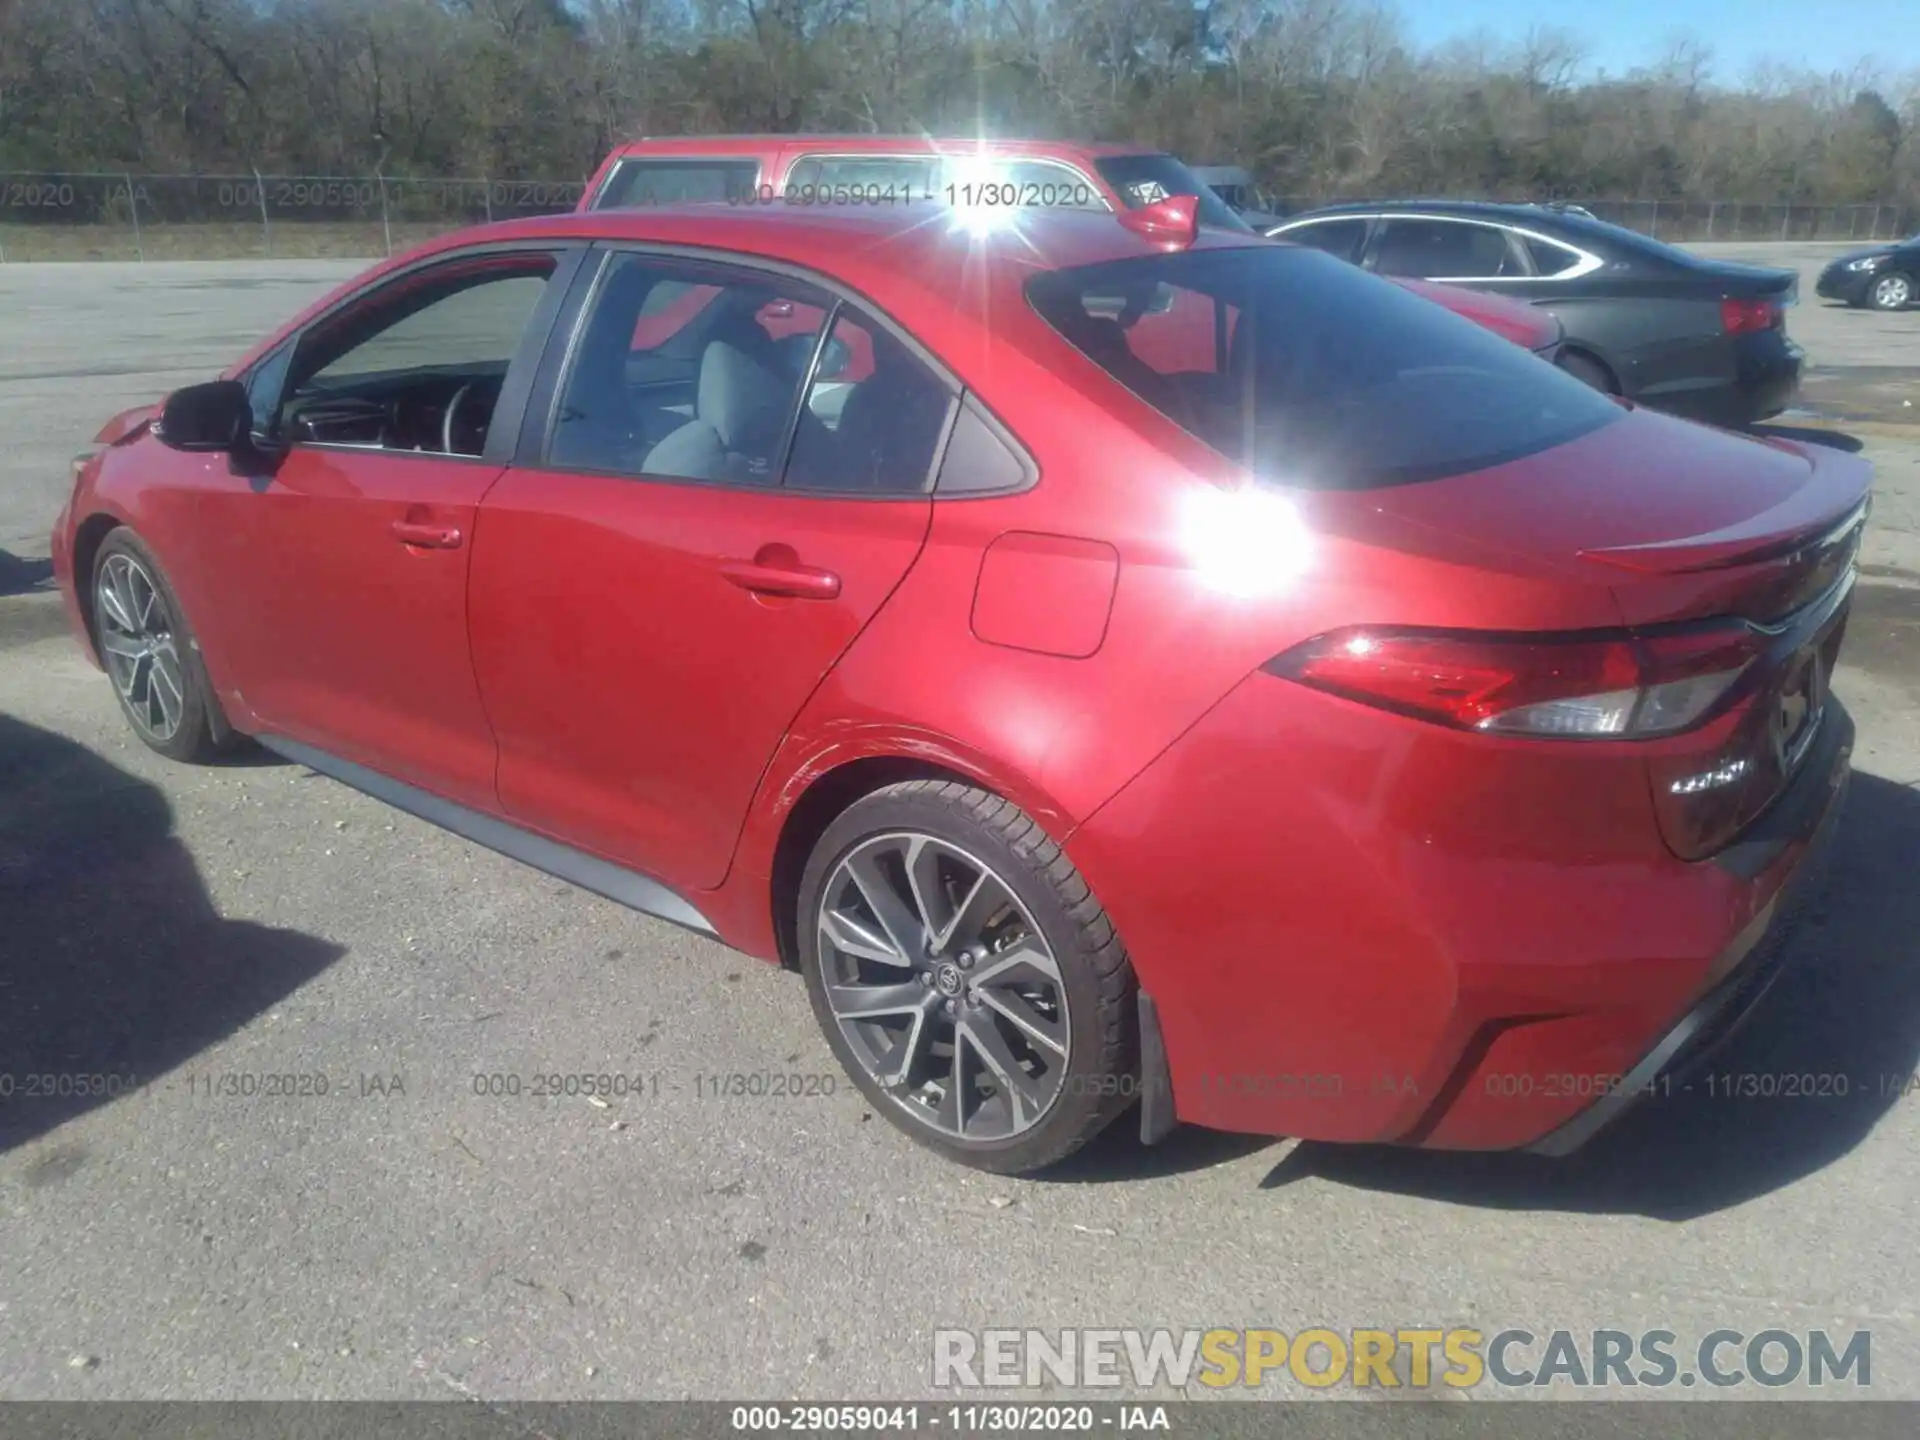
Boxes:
[1579,495,1868,576]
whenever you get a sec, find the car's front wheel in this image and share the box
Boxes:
[798,780,1138,1174]
[1869,272,1913,312]
[91,528,236,763]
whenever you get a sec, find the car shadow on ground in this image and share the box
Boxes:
[1254,772,1920,1220]
[0,549,55,597]
[0,714,345,1153]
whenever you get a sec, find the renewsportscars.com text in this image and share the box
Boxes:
[932,1327,1871,1391]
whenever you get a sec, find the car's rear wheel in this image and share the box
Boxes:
[91,529,234,763]
[797,780,1137,1175]
[1556,350,1617,394]
[1869,272,1913,312]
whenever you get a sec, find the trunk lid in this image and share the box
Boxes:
[1360,405,1870,627]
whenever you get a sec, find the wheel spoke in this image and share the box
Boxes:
[149,647,185,733]
[134,570,158,630]
[977,987,1068,1057]
[99,631,144,661]
[959,1013,1047,1127]
[116,652,146,700]
[112,563,142,638]
[820,904,908,966]
[970,941,1062,988]
[871,992,940,1088]
[931,869,1000,954]
[903,837,951,948]
[845,847,927,960]
[826,978,931,1021]
[98,570,138,635]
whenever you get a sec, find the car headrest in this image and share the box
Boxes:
[698,340,790,452]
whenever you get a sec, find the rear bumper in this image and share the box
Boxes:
[1068,667,1854,1153]
[1528,700,1852,1154]
[1727,333,1803,425]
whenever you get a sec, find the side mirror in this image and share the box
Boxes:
[817,337,852,381]
[155,380,251,453]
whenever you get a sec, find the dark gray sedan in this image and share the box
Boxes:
[1268,200,1804,429]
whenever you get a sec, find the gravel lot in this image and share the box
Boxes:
[2,246,1919,1407]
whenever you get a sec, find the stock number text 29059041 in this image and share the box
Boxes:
[729,181,1099,210]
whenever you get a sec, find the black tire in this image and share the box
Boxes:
[798,780,1137,1175]
[90,528,238,763]
[1868,271,1914,312]
[1556,350,1617,394]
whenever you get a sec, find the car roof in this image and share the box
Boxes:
[1280,199,1571,223]
[600,135,1161,161]
[276,203,1264,390]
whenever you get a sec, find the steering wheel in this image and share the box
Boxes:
[442,383,475,456]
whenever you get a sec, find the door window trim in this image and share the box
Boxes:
[242,242,587,469]
[1311,212,1604,283]
[517,240,1035,501]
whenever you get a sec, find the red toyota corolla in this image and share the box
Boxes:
[51,197,1867,1175]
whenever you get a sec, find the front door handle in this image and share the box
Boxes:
[721,553,841,600]
[391,520,463,549]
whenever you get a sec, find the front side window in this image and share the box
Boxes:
[1371,219,1524,279]
[275,254,557,455]
[1027,245,1620,489]
[594,158,760,209]
[549,253,829,485]
[1279,218,1369,264]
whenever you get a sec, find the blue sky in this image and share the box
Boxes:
[1399,0,1910,83]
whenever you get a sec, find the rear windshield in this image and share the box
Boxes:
[1026,245,1621,489]
[1094,156,1251,234]
[594,158,759,209]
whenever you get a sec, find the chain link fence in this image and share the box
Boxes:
[1268,196,1920,244]
[0,173,589,262]
[2,172,1916,260]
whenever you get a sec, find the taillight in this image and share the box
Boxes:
[1721,298,1780,335]
[1265,623,1762,740]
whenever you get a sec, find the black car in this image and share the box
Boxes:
[1266,201,1804,428]
[1815,235,1919,311]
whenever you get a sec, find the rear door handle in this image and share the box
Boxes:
[391,520,463,549]
[721,558,841,600]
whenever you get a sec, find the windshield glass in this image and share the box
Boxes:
[1093,156,1251,233]
[1026,245,1621,489]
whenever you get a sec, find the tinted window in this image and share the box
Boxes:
[595,159,759,209]
[785,309,953,494]
[1026,246,1620,489]
[787,156,938,197]
[1281,219,1368,263]
[1523,235,1588,277]
[279,255,556,455]
[1093,155,1251,233]
[935,400,1034,495]
[550,253,825,484]
[1372,219,1521,278]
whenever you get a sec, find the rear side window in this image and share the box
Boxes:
[1372,219,1523,278]
[595,159,760,209]
[1280,219,1368,263]
[1523,235,1589,277]
[786,156,938,198]
[1026,246,1620,489]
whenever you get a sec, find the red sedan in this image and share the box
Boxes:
[51,197,1866,1174]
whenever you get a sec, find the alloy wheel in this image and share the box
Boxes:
[96,552,188,743]
[1873,274,1912,309]
[815,832,1071,1141]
